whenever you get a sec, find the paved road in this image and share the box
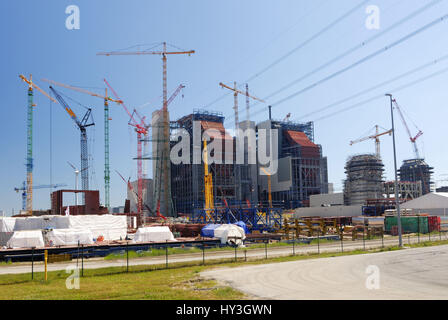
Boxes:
[201,245,448,300]
[0,235,443,276]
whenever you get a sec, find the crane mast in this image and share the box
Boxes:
[349,125,392,158]
[42,78,121,209]
[19,74,58,215]
[98,42,194,218]
[49,86,94,201]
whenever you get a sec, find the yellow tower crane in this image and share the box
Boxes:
[350,125,392,158]
[260,167,273,208]
[203,140,214,218]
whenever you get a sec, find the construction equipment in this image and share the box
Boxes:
[203,140,214,214]
[392,99,423,159]
[19,74,58,215]
[219,82,265,132]
[14,182,67,212]
[104,79,147,215]
[67,161,89,210]
[98,42,195,218]
[283,113,292,122]
[260,167,273,208]
[48,86,94,202]
[219,82,265,201]
[350,125,392,158]
[41,78,122,209]
[116,170,166,221]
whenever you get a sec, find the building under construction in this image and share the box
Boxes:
[170,110,236,214]
[256,119,328,208]
[399,159,433,195]
[170,111,329,212]
[343,154,384,206]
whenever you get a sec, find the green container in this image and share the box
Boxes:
[385,216,428,234]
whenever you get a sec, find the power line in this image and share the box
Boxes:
[268,13,448,109]
[258,0,442,104]
[297,52,448,120]
[313,65,448,122]
[204,0,369,108]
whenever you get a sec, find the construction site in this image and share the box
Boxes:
[2,0,448,304]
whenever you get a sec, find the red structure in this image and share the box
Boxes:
[51,190,108,215]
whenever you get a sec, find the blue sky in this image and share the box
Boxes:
[1,0,448,214]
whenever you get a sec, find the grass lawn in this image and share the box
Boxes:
[0,239,447,300]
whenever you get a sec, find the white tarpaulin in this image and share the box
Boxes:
[45,228,94,246]
[11,215,127,241]
[133,226,175,243]
[7,230,44,249]
[214,225,246,246]
[0,218,17,247]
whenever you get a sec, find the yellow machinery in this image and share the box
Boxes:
[260,167,272,208]
[203,140,214,218]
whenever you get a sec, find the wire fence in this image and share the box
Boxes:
[1,227,446,284]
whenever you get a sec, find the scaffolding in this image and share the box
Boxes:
[192,207,283,232]
[344,154,384,206]
[398,159,433,195]
[171,110,236,214]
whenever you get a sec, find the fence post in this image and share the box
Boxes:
[292,233,295,256]
[363,225,366,251]
[317,228,320,255]
[81,244,84,277]
[165,240,168,269]
[31,247,34,280]
[418,217,420,243]
[126,241,129,273]
[77,241,79,268]
[265,239,268,259]
[244,249,247,262]
[44,249,48,281]
[234,245,237,262]
[439,223,442,242]
[202,242,205,265]
[340,226,344,253]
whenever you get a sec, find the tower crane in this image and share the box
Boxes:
[350,125,392,158]
[19,74,58,215]
[219,82,265,132]
[48,86,94,202]
[98,42,195,218]
[260,167,273,208]
[41,78,122,209]
[219,82,265,201]
[392,99,423,159]
[104,78,147,215]
[14,182,67,212]
[203,140,214,218]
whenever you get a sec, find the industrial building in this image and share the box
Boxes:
[343,154,384,206]
[169,111,329,213]
[398,159,434,195]
[257,118,328,208]
[170,110,236,214]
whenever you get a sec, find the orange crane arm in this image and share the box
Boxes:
[350,129,392,145]
[41,78,122,103]
[219,82,265,103]
[19,75,58,104]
